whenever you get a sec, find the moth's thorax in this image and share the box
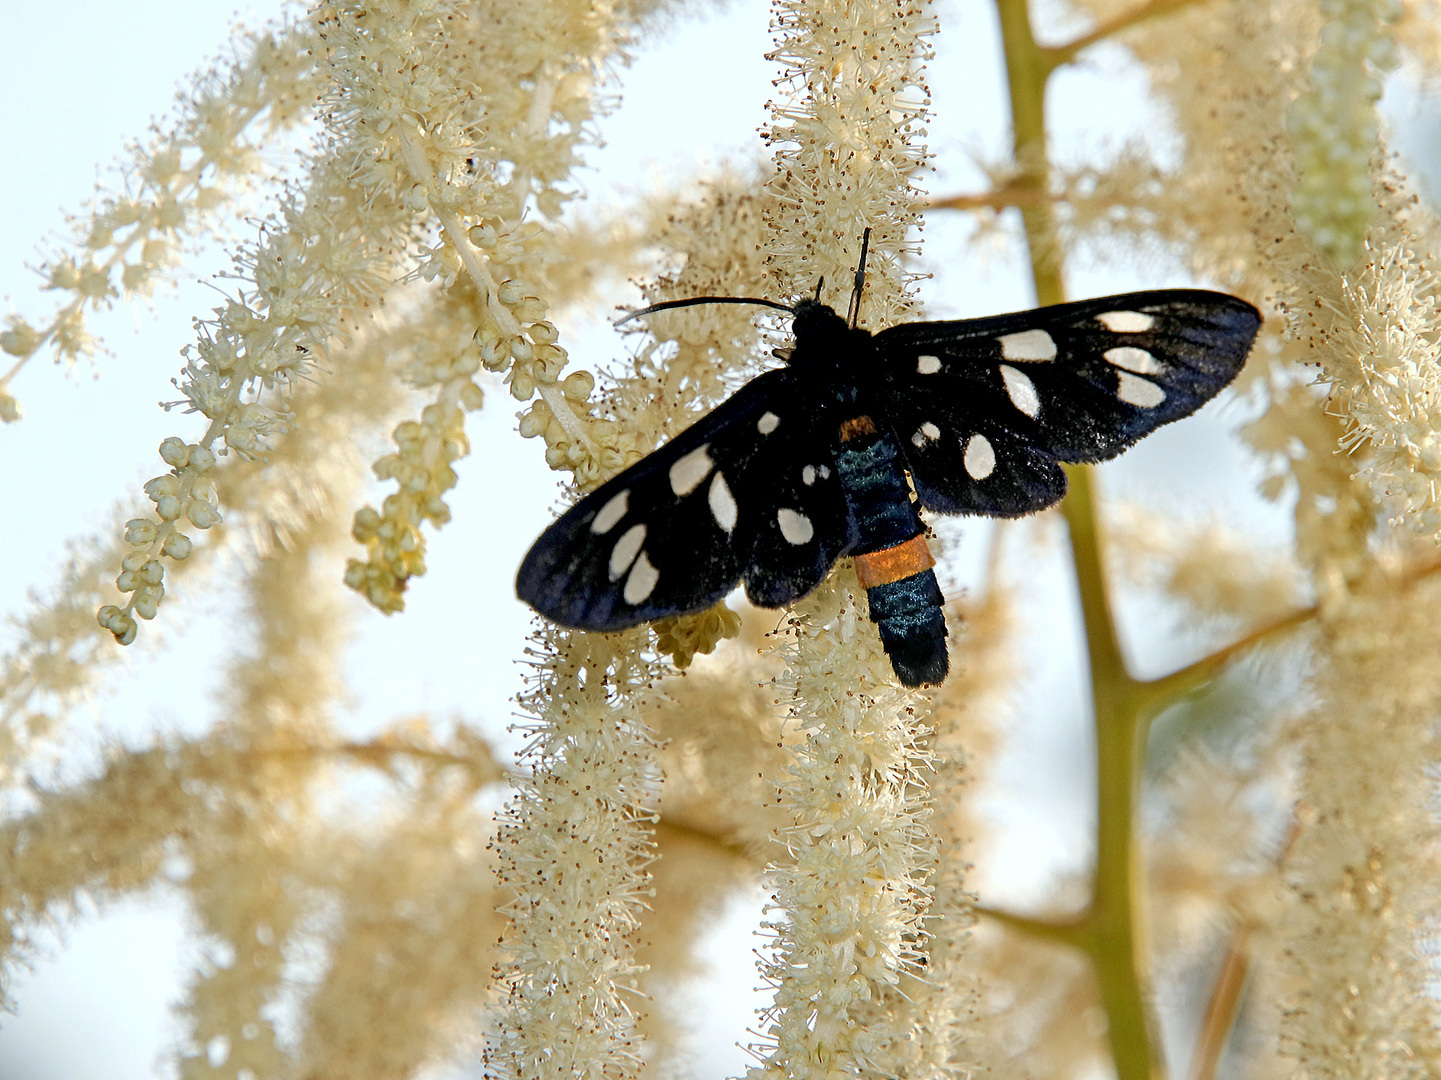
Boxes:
[786,299,876,407]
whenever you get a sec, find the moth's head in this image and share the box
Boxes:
[789,297,850,346]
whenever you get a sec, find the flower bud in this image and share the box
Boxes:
[187,503,221,529]
[159,437,190,468]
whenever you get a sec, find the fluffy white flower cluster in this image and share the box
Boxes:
[1286,0,1400,265]
[336,0,642,612]
[1332,243,1441,536]
[748,0,939,1073]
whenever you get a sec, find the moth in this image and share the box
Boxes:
[517,234,1261,687]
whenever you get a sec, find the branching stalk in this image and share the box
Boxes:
[1042,0,1211,68]
[974,904,1091,951]
[979,8,1441,1054]
[1139,554,1441,714]
[995,0,1156,1074]
[926,183,1052,213]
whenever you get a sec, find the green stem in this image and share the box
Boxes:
[994,0,1159,1074]
[1062,466,1158,1080]
[960,88,1441,1055]
[996,0,1064,307]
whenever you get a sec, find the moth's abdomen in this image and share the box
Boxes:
[863,565,948,687]
[835,427,949,687]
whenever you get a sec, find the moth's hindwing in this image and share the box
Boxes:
[873,289,1261,515]
[516,369,852,631]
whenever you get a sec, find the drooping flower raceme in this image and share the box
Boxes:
[1286,0,1401,266]
[749,0,948,1077]
[0,21,321,421]
[329,0,641,613]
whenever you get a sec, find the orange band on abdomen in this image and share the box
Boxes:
[853,534,936,588]
[838,414,878,442]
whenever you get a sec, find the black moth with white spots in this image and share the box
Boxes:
[517,281,1260,687]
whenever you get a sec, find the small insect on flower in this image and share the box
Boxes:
[517,232,1261,687]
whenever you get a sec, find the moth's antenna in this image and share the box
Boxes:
[813,278,825,301]
[845,227,873,329]
[614,295,795,327]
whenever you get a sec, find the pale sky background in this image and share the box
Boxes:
[6,1,1435,1078]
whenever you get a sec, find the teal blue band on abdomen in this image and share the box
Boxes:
[866,568,947,687]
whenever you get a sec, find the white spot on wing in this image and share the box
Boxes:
[708,472,737,533]
[591,490,628,534]
[623,552,659,605]
[777,508,814,545]
[802,465,816,486]
[669,444,712,496]
[1105,346,1161,375]
[1117,372,1166,408]
[818,466,831,479]
[999,364,1041,418]
[1097,310,1154,333]
[608,524,646,581]
[964,434,996,480]
[757,412,780,435]
[912,421,941,447]
[917,354,942,374]
[999,328,1057,361]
